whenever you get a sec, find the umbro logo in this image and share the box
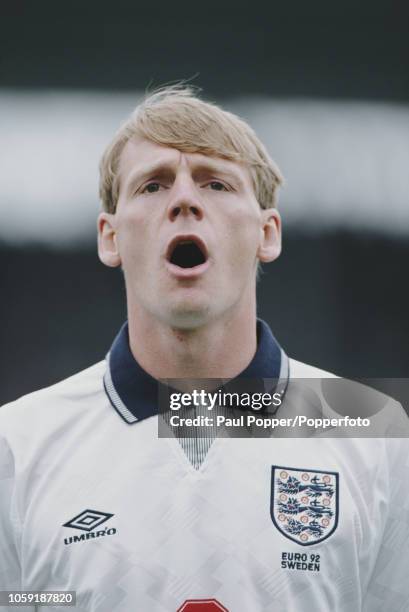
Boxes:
[63,509,114,532]
[62,509,117,546]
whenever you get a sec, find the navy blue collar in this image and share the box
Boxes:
[104,319,289,424]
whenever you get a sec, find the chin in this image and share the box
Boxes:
[167,304,211,330]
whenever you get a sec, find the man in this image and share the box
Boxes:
[0,86,408,612]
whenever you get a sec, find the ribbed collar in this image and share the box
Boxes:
[103,319,289,424]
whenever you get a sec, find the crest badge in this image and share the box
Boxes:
[271,466,339,546]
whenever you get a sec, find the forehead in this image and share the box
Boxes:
[118,136,254,188]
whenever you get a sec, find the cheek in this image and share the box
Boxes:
[225,210,261,265]
[116,211,154,266]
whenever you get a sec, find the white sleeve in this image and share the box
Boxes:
[0,434,33,612]
[363,437,409,611]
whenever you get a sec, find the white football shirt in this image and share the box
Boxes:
[0,320,408,612]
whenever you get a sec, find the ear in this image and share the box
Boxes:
[97,212,121,268]
[257,208,282,263]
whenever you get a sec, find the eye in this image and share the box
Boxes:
[207,181,228,191]
[142,182,161,194]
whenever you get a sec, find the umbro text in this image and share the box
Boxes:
[64,527,117,546]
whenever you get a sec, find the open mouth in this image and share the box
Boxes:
[167,236,208,269]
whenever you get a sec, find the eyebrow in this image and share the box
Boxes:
[125,159,246,196]
[126,164,172,196]
[193,161,246,186]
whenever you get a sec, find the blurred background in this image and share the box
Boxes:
[1,0,408,405]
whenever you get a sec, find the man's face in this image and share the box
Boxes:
[98,137,281,329]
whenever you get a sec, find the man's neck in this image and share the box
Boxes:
[127,304,258,381]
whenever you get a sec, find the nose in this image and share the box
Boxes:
[167,175,204,222]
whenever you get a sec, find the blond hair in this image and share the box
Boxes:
[99,85,283,213]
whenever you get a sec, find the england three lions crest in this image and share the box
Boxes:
[271,466,339,546]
